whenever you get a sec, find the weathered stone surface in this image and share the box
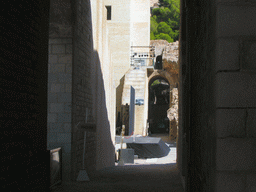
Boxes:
[246,174,256,192]
[167,88,178,122]
[217,138,256,171]
[47,113,57,123]
[216,172,246,192]
[52,44,65,54]
[216,109,246,138]
[241,40,256,70]
[217,6,256,37]
[216,38,239,71]
[57,113,71,123]
[246,109,256,138]
[57,133,71,143]
[216,73,256,107]
[150,40,179,62]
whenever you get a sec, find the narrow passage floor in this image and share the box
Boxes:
[53,134,184,192]
[52,163,184,192]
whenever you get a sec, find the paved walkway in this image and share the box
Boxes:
[52,134,184,192]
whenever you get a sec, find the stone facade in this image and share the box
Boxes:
[178,0,256,191]
[150,40,179,63]
[2,1,50,190]
[47,0,116,181]
[4,0,256,191]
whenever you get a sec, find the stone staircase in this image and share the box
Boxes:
[122,67,146,105]
[122,67,147,135]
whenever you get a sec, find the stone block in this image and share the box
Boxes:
[57,113,71,123]
[65,64,72,74]
[48,123,63,133]
[62,170,72,182]
[52,44,65,54]
[49,38,72,44]
[63,123,71,132]
[47,132,57,143]
[57,93,72,102]
[217,5,256,37]
[47,113,57,123]
[61,153,72,181]
[216,38,239,71]
[216,109,246,138]
[48,55,58,64]
[58,54,72,64]
[246,174,256,192]
[47,143,60,150]
[241,40,256,70]
[49,64,65,73]
[61,153,71,169]
[51,84,65,93]
[216,73,256,107]
[48,44,51,54]
[246,109,256,137]
[48,93,57,102]
[65,84,72,92]
[57,133,71,143]
[66,44,72,54]
[48,73,58,82]
[61,143,71,153]
[58,74,72,83]
[216,138,256,171]
[216,172,246,192]
[64,103,71,113]
[50,103,64,113]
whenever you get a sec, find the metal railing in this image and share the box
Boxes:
[131,46,155,67]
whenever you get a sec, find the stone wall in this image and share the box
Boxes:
[2,1,50,190]
[47,0,73,181]
[72,0,96,179]
[167,88,178,141]
[48,37,73,181]
[150,0,159,7]
[150,40,179,63]
[179,0,256,191]
[91,0,116,170]
[47,0,98,181]
[215,1,256,191]
[179,0,216,191]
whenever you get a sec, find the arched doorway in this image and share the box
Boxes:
[148,76,170,134]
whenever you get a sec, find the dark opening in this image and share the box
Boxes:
[148,78,170,134]
[106,6,111,20]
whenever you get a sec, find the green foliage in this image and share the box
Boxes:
[155,33,173,43]
[151,0,180,42]
[150,32,156,40]
[151,80,160,86]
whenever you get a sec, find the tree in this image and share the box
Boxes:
[155,33,173,43]
[150,0,180,42]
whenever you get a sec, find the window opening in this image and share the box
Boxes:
[106,6,111,20]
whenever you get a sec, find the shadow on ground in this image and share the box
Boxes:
[52,163,184,192]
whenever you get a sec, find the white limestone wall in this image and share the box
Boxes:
[105,0,132,87]
[130,0,150,47]
[91,0,116,170]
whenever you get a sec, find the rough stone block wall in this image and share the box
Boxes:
[47,38,73,181]
[215,1,256,191]
[183,1,217,191]
[168,88,178,141]
[2,1,50,190]
[72,0,96,179]
[75,127,96,173]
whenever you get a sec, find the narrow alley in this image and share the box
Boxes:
[52,134,184,192]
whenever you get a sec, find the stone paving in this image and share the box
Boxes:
[52,134,184,192]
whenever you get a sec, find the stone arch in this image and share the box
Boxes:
[148,70,177,89]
